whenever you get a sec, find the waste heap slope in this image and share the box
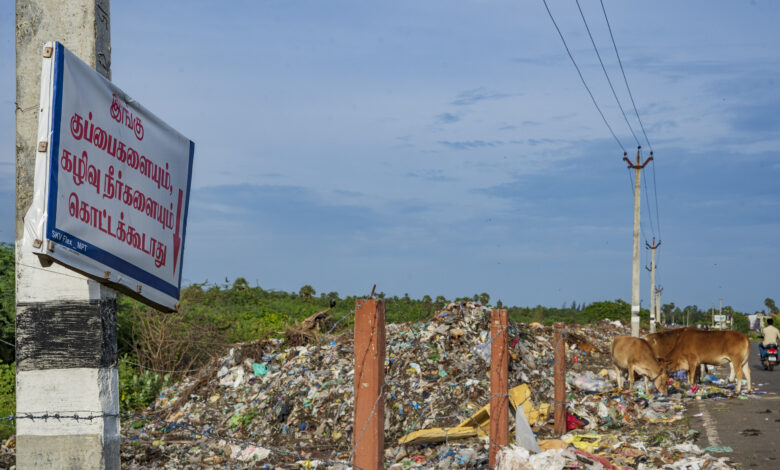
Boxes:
[117,303,760,468]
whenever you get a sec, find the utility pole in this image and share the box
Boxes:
[624,147,654,336]
[645,238,661,333]
[655,286,662,326]
[711,303,715,329]
[16,2,117,468]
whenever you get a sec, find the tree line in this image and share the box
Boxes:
[0,242,764,363]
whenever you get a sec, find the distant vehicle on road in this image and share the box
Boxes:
[760,343,778,371]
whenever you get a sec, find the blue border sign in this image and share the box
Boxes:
[26,42,194,311]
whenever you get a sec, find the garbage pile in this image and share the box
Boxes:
[116,303,758,469]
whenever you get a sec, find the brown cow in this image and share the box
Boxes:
[644,327,694,358]
[664,329,751,393]
[645,328,735,383]
[611,336,668,394]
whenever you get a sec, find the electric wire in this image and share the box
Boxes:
[600,0,662,266]
[575,0,640,147]
[541,0,626,153]
[600,0,654,152]
[598,0,662,247]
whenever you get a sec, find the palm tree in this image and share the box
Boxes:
[479,292,490,306]
[299,285,316,301]
[422,295,433,313]
[765,298,779,315]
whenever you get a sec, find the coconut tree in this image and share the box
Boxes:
[765,298,779,315]
[298,285,316,301]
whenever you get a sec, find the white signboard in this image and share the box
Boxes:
[714,315,726,323]
[25,42,194,311]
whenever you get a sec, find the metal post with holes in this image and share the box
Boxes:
[353,299,385,470]
[489,309,508,467]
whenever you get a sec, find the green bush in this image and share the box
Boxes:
[0,361,15,440]
[732,313,749,334]
[118,355,170,413]
[0,243,14,364]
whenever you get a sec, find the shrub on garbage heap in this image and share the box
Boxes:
[118,356,170,413]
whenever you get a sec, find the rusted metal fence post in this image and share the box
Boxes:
[553,322,566,435]
[489,309,508,467]
[353,299,386,470]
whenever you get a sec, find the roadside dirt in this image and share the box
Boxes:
[687,342,780,469]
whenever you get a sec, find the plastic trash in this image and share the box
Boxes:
[671,370,688,381]
[252,362,268,377]
[515,402,541,452]
[667,455,734,470]
[113,301,754,468]
[563,433,601,451]
[497,447,577,470]
[671,443,703,454]
[218,366,245,388]
[229,444,271,462]
[566,411,585,430]
[456,447,476,465]
[702,445,733,453]
[572,371,610,392]
[471,342,491,362]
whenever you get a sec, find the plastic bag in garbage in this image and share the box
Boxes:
[497,446,578,470]
[572,371,610,392]
[472,342,491,362]
[253,362,268,377]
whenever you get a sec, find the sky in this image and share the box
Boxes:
[1,1,779,314]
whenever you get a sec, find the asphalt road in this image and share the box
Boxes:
[686,341,780,469]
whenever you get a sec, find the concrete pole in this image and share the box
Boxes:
[648,248,656,333]
[630,150,642,337]
[353,299,385,470]
[646,239,659,333]
[15,2,118,469]
[489,309,508,468]
[655,288,661,326]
